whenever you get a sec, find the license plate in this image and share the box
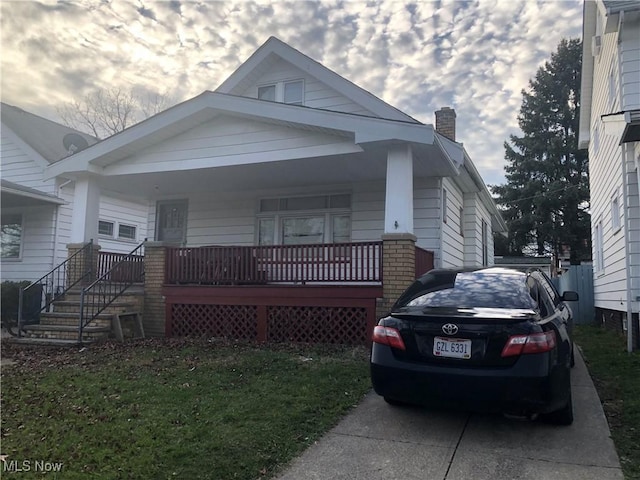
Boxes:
[433,337,471,359]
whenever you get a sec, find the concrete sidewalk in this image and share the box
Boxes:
[277,351,623,480]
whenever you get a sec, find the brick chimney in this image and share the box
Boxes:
[435,107,456,142]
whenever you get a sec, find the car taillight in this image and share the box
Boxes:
[501,331,556,357]
[372,326,406,350]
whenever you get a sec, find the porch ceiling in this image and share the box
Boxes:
[97,143,452,199]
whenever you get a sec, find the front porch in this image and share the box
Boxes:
[13,237,432,346]
[145,240,434,345]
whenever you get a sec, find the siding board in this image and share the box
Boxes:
[588,19,637,312]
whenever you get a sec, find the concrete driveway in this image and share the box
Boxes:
[277,350,623,480]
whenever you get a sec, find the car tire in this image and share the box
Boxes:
[542,387,574,425]
[570,343,575,368]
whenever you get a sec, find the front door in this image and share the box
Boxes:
[156,200,187,243]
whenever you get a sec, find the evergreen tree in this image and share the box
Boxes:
[492,38,590,263]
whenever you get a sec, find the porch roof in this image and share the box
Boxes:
[45,92,463,180]
[0,180,66,207]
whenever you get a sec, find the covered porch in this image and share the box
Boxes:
[46,93,459,344]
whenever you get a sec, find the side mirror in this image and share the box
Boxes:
[562,291,579,302]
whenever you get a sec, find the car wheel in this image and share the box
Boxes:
[542,388,573,425]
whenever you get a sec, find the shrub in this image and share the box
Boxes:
[1,280,32,322]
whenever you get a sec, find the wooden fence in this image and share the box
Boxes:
[415,246,435,278]
[551,264,595,325]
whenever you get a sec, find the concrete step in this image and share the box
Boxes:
[21,324,110,342]
[9,337,84,347]
[52,300,135,315]
[39,312,113,328]
[62,284,144,302]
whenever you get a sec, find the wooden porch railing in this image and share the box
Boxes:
[98,251,144,280]
[415,246,435,278]
[165,242,383,285]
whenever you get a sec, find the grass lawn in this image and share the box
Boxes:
[0,339,371,479]
[574,325,640,480]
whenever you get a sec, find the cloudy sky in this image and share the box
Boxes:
[0,0,583,186]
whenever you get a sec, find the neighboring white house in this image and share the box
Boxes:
[1,103,149,283]
[45,37,506,271]
[579,0,640,351]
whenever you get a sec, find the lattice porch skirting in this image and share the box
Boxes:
[163,285,382,346]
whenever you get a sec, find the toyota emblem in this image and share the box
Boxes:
[442,323,459,336]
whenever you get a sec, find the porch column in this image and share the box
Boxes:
[70,175,100,244]
[384,144,414,234]
[378,233,417,319]
[379,145,417,318]
[143,242,168,337]
[66,242,101,287]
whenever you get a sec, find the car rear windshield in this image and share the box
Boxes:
[395,270,537,310]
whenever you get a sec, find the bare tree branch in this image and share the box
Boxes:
[56,87,174,139]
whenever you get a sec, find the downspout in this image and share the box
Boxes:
[616,9,635,352]
[437,178,443,268]
[622,143,634,353]
[634,148,640,351]
[51,179,73,271]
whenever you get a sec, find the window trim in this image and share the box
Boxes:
[155,199,188,244]
[99,219,138,242]
[442,189,448,224]
[257,84,276,102]
[611,189,621,234]
[481,219,488,266]
[118,223,138,241]
[283,79,304,105]
[1,213,23,260]
[608,65,616,110]
[256,78,304,105]
[594,217,605,274]
[258,212,351,246]
[256,194,351,246]
[98,220,115,238]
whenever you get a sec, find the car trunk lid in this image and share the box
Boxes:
[386,307,539,367]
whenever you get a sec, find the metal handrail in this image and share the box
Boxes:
[78,240,145,341]
[17,240,94,336]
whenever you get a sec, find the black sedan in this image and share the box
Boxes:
[370,267,578,425]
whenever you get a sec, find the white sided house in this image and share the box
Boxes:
[1,103,149,283]
[579,0,640,351]
[25,37,505,345]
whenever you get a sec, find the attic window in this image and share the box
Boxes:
[258,85,276,102]
[284,80,303,105]
[257,80,304,105]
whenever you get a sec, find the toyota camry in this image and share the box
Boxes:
[370,267,578,425]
